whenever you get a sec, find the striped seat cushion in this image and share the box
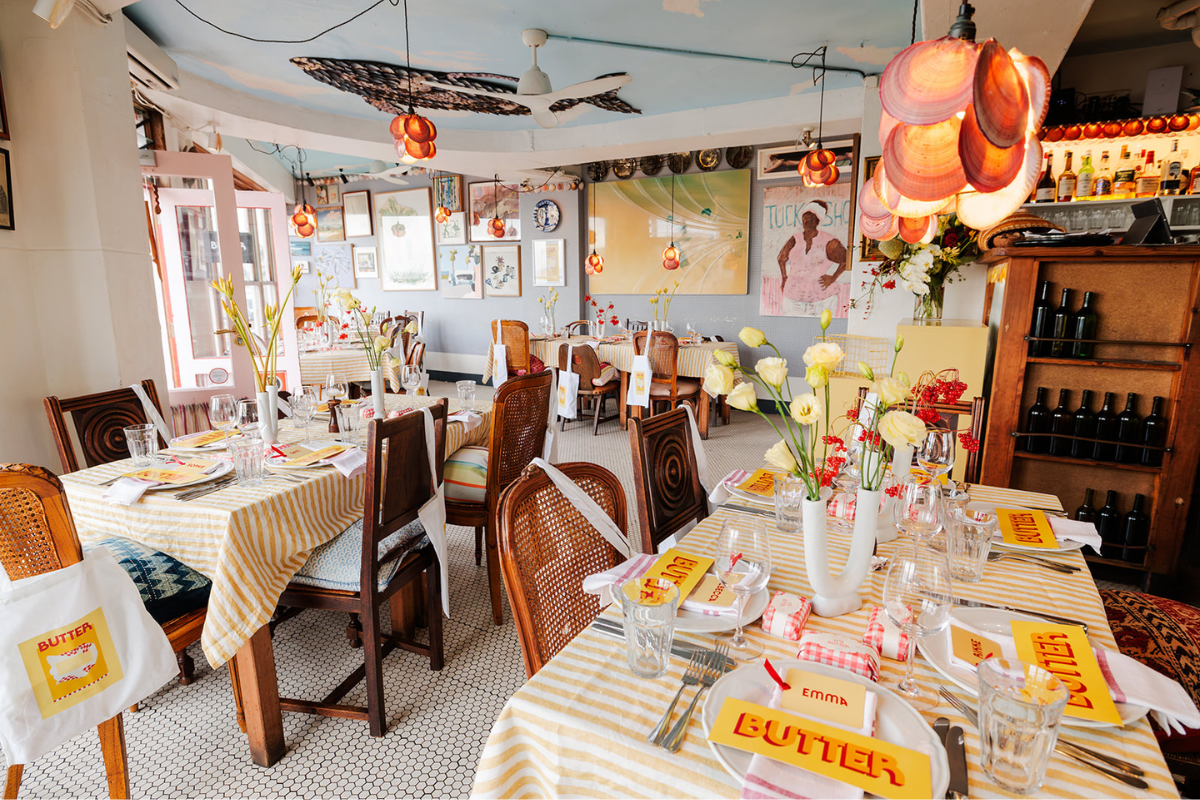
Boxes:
[445,445,489,504]
[291,519,429,592]
[85,537,211,624]
[592,363,619,387]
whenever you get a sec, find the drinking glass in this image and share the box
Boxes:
[227,438,265,487]
[947,507,998,582]
[291,386,318,444]
[402,365,421,395]
[772,473,804,533]
[978,658,1070,794]
[714,517,772,661]
[685,323,697,343]
[620,576,680,679]
[236,399,261,439]
[883,543,953,710]
[917,429,956,479]
[209,393,237,444]
[124,424,159,467]
[335,403,362,446]
[325,373,347,403]
[892,477,941,542]
[456,380,477,412]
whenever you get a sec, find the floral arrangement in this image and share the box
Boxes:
[312,267,336,324]
[536,289,560,320]
[583,294,618,327]
[211,266,302,392]
[332,288,387,371]
[905,368,980,454]
[852,214,980,319]
[649,280,681,324]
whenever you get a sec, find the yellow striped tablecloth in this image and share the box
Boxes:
[60,394,491,670]
[299,347,401,391]
[482,336,741,383]
[472,490,1177,799]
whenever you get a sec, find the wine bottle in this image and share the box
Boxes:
[1097,490,1122,558]
[1070,291,1098,359]
[1029,280,1052,357]
[1075,488,1096,523]
[1072,389,1097,459]
[1035,153,1056,202]
[1094,151,1114,199]
[1141,395,1169,467]
[1093,391,1119,461]
[1049,288,1072,358]
[1024,387,1051,454]
[1057,151,1077,201]
[1120,493,1150,563]
[1049,389,1074,456]
[1114,392,1142,464]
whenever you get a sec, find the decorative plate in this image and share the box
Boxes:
[667,151,693,173]
[697,148,721,171]
[533,199,560,232]
[725,145,753,169]
[639,154,664,176]
[587,161,610,182]
[612,158,636,179]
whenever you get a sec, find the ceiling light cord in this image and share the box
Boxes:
[911,0,919,45]
[171,0,398,44]
[403,0,415,114]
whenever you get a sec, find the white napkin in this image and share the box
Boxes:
[581,554,655,607]
[741,684,877,800]
[1048,517,1103,554]
[328,448,367,479]
[708,468,749,507]
[102,478,157,506]
[583,340,600,351]
[448,410,483,435]
[679,581,740,616]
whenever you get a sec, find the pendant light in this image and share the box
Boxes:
[290,172,316,239]
[861,1,1049,241]
[585,179,604,274]
[661,175,680,270]
[796,46,839,188]
[488,175,506,238]
[389,0,437,162]
[433,171,452,223]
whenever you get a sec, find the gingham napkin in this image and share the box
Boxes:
[709,469,750,507]
[862,605,911,661]
[581,554,656,607]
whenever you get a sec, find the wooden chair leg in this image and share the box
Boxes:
[97,714,129,800]
[474,526,483,566]
[413,571,428,628]
[593,393,604,435]
[345,612,363,648]
[486,525,503,626]
[228,657,247,734]
[426,560,444,671]
[176,649,195,685]
[362,607,386,738]
[5,765,22,800]
[389,581,418,641]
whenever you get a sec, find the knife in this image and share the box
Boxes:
[590,618,736,670]
[946,726,969,799]
[939,595,1089,634]
[718,503,776,519]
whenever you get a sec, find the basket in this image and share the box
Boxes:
[814,334,890,378]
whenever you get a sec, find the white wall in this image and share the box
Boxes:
[1058,41,1200,110]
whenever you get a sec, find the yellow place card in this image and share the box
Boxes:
[285,444,348,467]
[171,430,225,447]
[736,469,777,498]
[997,508,1058,549]
[780,668,866,729]
[127,466,207,485]
[950,625,1004,668]
[643,548,714,603]
[621,576,676,606]
[686,575,739,610]
[909,468,949,486]
[708,698,932,800]
[1010,621,1123,725]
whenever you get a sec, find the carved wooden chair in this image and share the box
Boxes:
[563,320,590,335]
[0,464,129,799]
[275,401,447,737]
[491,319,533,374]
[625,319,649,332]
[854,387,986,483]
[445,371,553,625]
[496,462,626,678]
[628,407,709,553]
[557,342,619,435]
[632,331,702,418]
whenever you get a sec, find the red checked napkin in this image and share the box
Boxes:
[795,632,880,683]
[761,592,811,641]
[862,605,911,661]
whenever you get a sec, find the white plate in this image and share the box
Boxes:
[675,586,770,633]
[266,453,336,470]
[965,502,1086,554]
[143,461,234,491]
[701,658,950,795]
[920,607,1149,729]
[725,484,776,507]
[168,435,231,452]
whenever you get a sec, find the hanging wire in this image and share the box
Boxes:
[669,174,676,246]
[173,0,399,44]
[791,46,829,148]
[403,0,415,114]
[911,0,919,45]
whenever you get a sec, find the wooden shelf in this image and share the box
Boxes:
[1083,554,1149,570]
[1012,451,1163,473]
[1026,356,1182,371]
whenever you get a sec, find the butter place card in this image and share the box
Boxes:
[1010,620,1123,725]
[996,507,1059,548]
[642,548,715,602]
[735,469,777,498]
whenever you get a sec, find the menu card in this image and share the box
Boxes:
[642,548,714,602]
[996,508,1059,548]
[171,430,226,448]
[126,458,220,485]
[735,469,778,499]
[284,444,348,467]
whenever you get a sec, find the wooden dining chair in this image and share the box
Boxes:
[491,319,534,374]
[495,461,627,678]
[445,371,553,625]
[0,464,130,799]
[563,320,589,335]
[295,314,320,330]
[628,407,709,553]
[854,387,986,483]
[632,331,702,418]
[403,309,425,337]
[556,342,619,435]
[625,319,649,332]
[275,401,447,737]
[44,380,168,474]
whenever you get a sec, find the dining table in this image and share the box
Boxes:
[298,345,401,392]
[58,393,492,767]
[471,483,1179,798]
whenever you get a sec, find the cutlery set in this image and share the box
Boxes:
[171,475,238,501]
[986,551,1080,573]
[932,716,969,799]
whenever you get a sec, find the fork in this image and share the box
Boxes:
[648,651,704,745]
[987,552,1080,573]
[662,644,729,753]
[938,687,1149,788]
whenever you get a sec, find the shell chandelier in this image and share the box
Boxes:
[859,2,1050,243]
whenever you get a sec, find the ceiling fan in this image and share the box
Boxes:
[427,29,632,129]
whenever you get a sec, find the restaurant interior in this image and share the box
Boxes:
[6,0,1200,797]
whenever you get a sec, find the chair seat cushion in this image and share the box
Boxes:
[291,519,429,592]
[592,363,619,386]
[84,537,211,624]
[445,445,489,504]
[649,378,701,397]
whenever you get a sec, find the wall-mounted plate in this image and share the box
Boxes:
[668,151,693,173]
[533,199,560,232]
[612,158,636,179]
[697,148,721,171]
[726,145,753,169]
[587,161,610,182]
[640,154,664,176]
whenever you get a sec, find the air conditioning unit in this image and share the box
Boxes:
[124,16,178,92]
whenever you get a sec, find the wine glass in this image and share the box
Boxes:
[236,399,261,439]
[713,517,772,661]
[882,543,953,710]
[209,393,237,444]
[893,476,942,542]
[402,365,421,395]
[325,373,347,404]
[685,322,697,343]
[292,386,317,444]
[917,429,956,480]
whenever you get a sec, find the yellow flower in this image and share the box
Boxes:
[291,265,303,284]
[739,327,767,348]
[819,309,833,330]
[857,361,875,381]
[650,296,659,305]
[802,342,845,370]
[373,335,390,352]
[894,334,905,353]
[880,410,926,448]
[895,370,910,385]
[727,382,758,412]
[755,357,788,388]
[714,349,737,368]
[805,363,829,389]
[704,364,735,395]
[790,393,821,426]
[764,440,798,473]
[874,376,910,407]
[403,321,418,334]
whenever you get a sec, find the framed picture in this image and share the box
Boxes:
[756,134,860,183]
[858,156,886,262]
[316,184,340,206]
[483,244,521,297]
[532,239,566,287]
[0,69,8,141]
[436,210,467,245]
[293,259,311,275]
[433,174,463,212]
[289,239,311,257]
[342,190,373,237]
[316,207,345,242]
[314,243,354,288]
[0,148,11,230]
[353,245,378,279]
[438,244,483,300]
[468,181,521,242]
[375,188,437,291]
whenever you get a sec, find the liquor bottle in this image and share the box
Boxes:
[1120,493,1150,563]
[1093,151,1114,199]
[1028,280,1053,356]
[1097,490,1122,558]
[1190,157,1200,194]
[1071,389,1098,459]
[1049,287,1072,358]
[1135,151,1160,198]
[1075,152,1095,200]
[1056,151,1076,202]
[1141,395,1169,467]
[1162,141,1184,195]
[1034,153,1056,202]
[1113,392,1143,464]
[1070,291,1098,358]
[1074,488,1096,523]
[1093,391,1119,461]
[1024,386,1051,454]
[1113,147,1136,198]
[1049,389,1075,456]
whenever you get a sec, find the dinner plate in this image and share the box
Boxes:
[964,502,1086,553]
[724,483,776,508]
[920,607,1149,729]
[701,659,950,795]
[675,585,769,633]
[143,461,234,491]
[168,434,234,451]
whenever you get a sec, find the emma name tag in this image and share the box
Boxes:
[780,668,867,729]
[997,508,1058,548]
[286,444,348,467]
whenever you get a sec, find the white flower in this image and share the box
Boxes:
[739,327,767,348]
[790,394,821,426]
[704,364,735,395]
[803,342,845,370]
[873,376,910,407]
[880,410,926,448]
[755,357,788,388]
[764,440,798,473]
[727,382,758,412]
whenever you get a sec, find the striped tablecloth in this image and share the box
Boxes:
[299,347,401,392]
[60,394,491,669]
[482,336,741,384]
[472,488,1178,799]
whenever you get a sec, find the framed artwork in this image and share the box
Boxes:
[0,69,8,141]
[0,148,11,230]
[858,156,885,262]
[435,210,467,245]
[589,170,750,296]
[314,243,354,288]
[353,245,378,279]
[438,244,483,299]
[482,244,521,297]
[316,207,345,242]
[468,181,521,242]
[375,188,437,291]
[289,239,311,257]
[756,134,860,183]
[293,259,311,275]
[532,239,566,287]
[316,184,340,206]
[342,190,373,237]
[433,174,463,212]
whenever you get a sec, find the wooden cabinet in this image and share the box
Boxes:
[980,246,1200,580]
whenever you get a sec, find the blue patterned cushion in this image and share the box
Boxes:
[84,537,211,624]
[290,519,429,592]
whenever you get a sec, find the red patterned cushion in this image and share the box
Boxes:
[514,355,547,377]
[1101,589,1200,751]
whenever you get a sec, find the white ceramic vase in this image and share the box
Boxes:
[804,486,880,618]
[370,368,386,419]
[256,386,279,445]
